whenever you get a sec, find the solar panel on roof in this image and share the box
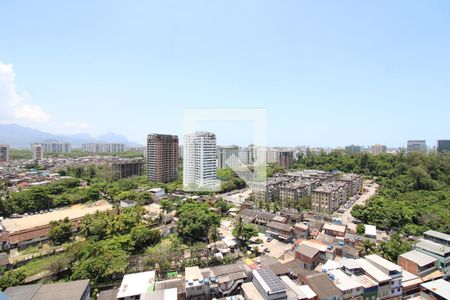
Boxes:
[256,268,286,293]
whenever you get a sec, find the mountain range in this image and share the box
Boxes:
[0,124,141,148]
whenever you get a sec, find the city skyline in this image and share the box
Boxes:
[1,1,450,147]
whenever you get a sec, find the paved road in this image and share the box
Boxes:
[340,181,378,225]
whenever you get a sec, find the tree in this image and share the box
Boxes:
[160,199,174,213]
[176,200,220,242]
[377,234,411,262]
[241,224,258,244]
[233,217,258,245]
[0,270,26,291]
[214,199,231,215]
[131,226,161,252]
[71,240,129,285]
[357,240,376,257]
[208,226,219,244]
[48,217,72,245]
[233,216,244,242]
[357,224,365,235]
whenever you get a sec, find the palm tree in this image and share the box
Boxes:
[208,226,219,253]
[358,239,376,257]
[233,216,244,245]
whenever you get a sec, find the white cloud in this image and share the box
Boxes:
[0,61,51,124]
[62,121,90,130]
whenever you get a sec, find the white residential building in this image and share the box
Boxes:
[81,143,125,153]
[31,143,44,161]
[42,142,72,153]
[183,132,218,191]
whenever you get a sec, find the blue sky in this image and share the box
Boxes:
[0,1,449,147]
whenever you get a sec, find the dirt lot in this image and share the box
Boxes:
[2,200,112,232]
[256,233,293,259]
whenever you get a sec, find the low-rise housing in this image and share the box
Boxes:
[302,273,343,300]
[117,271,156,300]
[365,254,403,299]
[5,279,90,300]
[323,223,347,237]
[328,269,364,300]
[266,221,294,242]
[420,279,450,300]
[399,250,439,277]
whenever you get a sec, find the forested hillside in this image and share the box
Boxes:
[294,150,450,235]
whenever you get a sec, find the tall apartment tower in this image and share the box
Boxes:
[278,151,294,169]
[183,132,218,191]
[42,142,72,153]
[407,140,427,153]
[31,143,44,161]
[147,134,179,183]
[0,144,9,162]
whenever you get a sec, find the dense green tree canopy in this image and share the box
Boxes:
[48,217,72,245]
[177,200,220,242]
[295,151,450,234]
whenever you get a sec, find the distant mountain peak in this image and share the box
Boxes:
[0,123,141,148]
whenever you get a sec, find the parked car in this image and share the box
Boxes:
[266,237,273,242]
[11,213,22,218]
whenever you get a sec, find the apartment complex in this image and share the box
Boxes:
[217,145,240,169]
[42,142,71,153]
[183,132,218,191]
[31,143,44,161]
[279,180,318,206]
[437,140,450,153]
[407,140,427,153]
[81,143,125,153]
[278,151,294,169]
[371,144,387,155]
[311,181,349,214]
[147,134,179,183]
[0,144,9,162]
[111,159,144,180]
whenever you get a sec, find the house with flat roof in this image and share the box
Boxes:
[185,266,209,300]
[399,250,439,277]
[251,268,287,300]
[117,271,156,300]
[365,254,403,299]
[420,279,450,300]
[415,238,450,279]
[323,223,347,237]
[364,225,377,239]
[295,244,321,270]
[423,230,450,247]
[201,262,251,298]
[279,276,316,300]
[328,269,364,300]
[5,279,90,300]
[294,223,309,239]
[341,258,391,299]
[266,221,294,242]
